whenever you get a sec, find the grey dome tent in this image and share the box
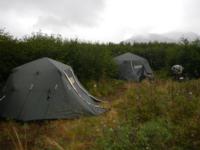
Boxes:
[0,58,106,121]
[114,52,153,81]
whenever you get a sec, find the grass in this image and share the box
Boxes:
[0,79,200,150]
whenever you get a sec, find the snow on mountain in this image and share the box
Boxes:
[124,32,200,43]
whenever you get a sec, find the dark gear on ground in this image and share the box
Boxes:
[171,64,184,81]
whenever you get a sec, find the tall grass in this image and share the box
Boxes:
[0,79,199,150]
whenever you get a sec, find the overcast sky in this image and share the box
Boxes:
[0,0,200,42]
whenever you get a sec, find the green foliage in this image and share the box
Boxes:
[62,44,117,81]
[85,79,124,97]
[1,30,200,84]
[0,79,200,149]
[177,40,200,78]
[0,31,116,83]
[134,119,172,150]
[93,79,200,150]
[95,123,133,150]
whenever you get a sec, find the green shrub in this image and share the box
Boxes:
[134,119,172,150]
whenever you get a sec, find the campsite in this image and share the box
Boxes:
[0,31,200,150]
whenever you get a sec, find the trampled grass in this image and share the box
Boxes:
[0,79,199,150]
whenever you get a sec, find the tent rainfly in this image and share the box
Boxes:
[0,58,106,121]
[114,52,153,81]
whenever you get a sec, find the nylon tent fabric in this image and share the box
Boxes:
[0,58,106,121]
[114,52,153,81]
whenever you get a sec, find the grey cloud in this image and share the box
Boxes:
[0,0,105,28]
[182,0,200,32]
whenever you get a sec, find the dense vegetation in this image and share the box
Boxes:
[1,29,200,85]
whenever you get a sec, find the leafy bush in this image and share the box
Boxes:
[62,43,117,82]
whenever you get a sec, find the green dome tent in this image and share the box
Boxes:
[114,52,153,81]
[0,58,106,121]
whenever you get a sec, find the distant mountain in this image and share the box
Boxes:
[124,32,200,43]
